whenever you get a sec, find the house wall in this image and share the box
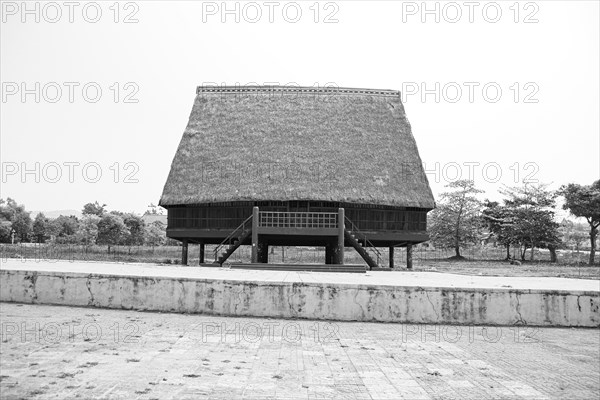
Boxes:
[166,202,428,232]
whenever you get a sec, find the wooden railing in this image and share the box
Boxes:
[213,215,253,262]
[345,216,383,266]
[258,211,338,229]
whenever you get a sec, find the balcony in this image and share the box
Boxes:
[258,211,338,229]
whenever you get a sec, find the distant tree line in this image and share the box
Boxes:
[427,180,600,265]
[0,200,173,252]
[2,179,599,265]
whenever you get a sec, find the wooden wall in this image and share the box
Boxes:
[167,201,428,232]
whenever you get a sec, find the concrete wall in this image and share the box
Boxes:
[1,269,598,327]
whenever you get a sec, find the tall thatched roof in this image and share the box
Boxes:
[159,86,435,209]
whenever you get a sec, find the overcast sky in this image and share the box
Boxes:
[1,0,598,215]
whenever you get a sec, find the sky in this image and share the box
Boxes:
[1,0,599,216]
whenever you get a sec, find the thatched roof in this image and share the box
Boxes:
[159,86,435,209]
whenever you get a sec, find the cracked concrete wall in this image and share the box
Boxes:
[1,270,598,327]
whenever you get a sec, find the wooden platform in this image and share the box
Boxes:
[229,263,366,273]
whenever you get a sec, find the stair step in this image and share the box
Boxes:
[230,263,366,273]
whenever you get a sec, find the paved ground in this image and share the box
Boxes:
[2,260,599,292]
[0,303,598,399]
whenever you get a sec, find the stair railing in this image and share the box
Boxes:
[213,215,253,262]
[344,216,383,266]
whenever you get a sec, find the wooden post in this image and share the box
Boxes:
[407,243,413,270]
[337,208,345,265]
[181,239,188,266]
[199,241,205,265]
[389,246,394,269]
[257,241,268,263]
[264,244,269,263]
[325,243,333,265]
[251,206,259,263]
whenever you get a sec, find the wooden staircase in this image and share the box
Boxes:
[213,215,253,266]
[214,229,251,265]
[344,217,382,270]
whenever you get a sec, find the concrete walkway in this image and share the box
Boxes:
[1,303,598,399]
[2,259,599,292]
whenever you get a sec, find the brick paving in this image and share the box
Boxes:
[0,303,598,399]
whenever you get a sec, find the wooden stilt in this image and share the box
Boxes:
[257,241,268,263]
[337,208,345,265]
[181,239,188,266]
[389,246,394,269]
[251,206,259,263]
[325,243,333,265]
[407,244,413,270]
[199,241,205,265]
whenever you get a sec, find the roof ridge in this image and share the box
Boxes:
[196,85,400,97]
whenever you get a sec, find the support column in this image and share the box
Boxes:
[251,206,259,263]
[325,243,333,265]
[181,239,188,266]
[337,208,345,265]
[407,243,413,270]
[389,246,394,269]
[198,241,205,265]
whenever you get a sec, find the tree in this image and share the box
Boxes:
[0,219,11,243]
[500,183,561,261]
[122,213,146,247]
[12,212,33,242]
[482,200,518,259]
[82,201,107,217]
[0,199,12,242]
[48,215,80,243]
[559,219,588,252]
[97,214,128,253]
[32,213,49,243]
[558,180,600,265]
[77,215,100,247]
[145,221,166,249]
[0,198,32,243]
[428,180,483,258]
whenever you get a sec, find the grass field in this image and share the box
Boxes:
[412,259,600,280]
[1,243,598,279]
